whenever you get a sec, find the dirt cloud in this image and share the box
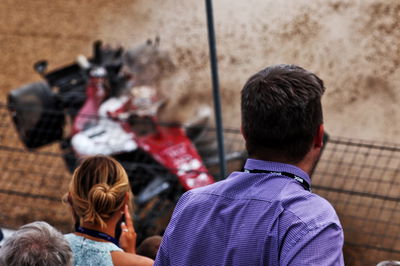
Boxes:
[92,0,400,141]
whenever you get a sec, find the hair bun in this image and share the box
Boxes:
[68,155,131,229]
[87,183,118,221]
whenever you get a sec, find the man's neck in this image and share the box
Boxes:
[295,159,314,176]
[249,154,316,176]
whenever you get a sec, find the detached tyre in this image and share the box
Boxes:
[7,81,64,149]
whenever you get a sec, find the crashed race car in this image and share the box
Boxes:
[7,39,246,242]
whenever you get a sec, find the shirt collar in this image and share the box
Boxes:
[243,158,312,185]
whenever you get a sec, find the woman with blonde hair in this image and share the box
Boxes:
[63,155,154,266]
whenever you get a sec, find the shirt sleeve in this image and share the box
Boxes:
[154,233,170,266]
[281,223,345,266]
[154,191,192,266]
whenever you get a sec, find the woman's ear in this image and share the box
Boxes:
[120,192,130,212]
[125,191,130,204]
[63,192,73,206]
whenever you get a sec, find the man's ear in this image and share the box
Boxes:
[241,124,247,140]
[314,124,324,148]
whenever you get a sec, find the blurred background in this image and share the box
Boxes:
[1,0,399,138]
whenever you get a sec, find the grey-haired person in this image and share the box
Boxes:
[0,221,73,266]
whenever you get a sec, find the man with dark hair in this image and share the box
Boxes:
[155,64,344,265]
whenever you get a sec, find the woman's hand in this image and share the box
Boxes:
[119,204,137,254]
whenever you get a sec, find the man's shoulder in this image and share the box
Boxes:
[176,180,226,207]
[173,174,262,216]
[184,175,236,196]
[282,191,342,229]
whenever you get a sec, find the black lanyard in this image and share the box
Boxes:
[76,226,119,247]
[244,169,311,192]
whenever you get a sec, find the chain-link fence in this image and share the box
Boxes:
[0,103,73,231]
[313,137,400,265]
[0,102,399,265]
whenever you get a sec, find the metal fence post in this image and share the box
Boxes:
[205,0,227,179]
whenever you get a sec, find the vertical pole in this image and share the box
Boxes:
[205,0,226,179]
